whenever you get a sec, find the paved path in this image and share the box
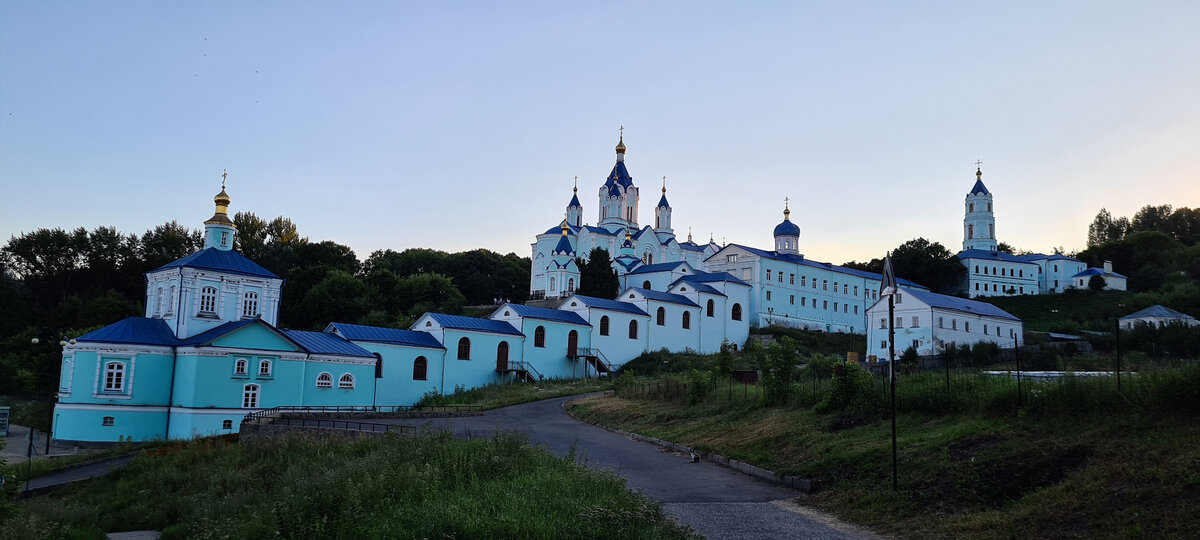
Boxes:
[21,454,136,493]
[381,395,882,540]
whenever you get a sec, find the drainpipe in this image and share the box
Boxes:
[164,344,177,440]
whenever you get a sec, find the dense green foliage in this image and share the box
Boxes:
[1,432,696,539]
[578,346,1200,539]
[843,237,966,294]
[575,247,620,299]
[0,216,531,395]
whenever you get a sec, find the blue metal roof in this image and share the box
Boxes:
[773,218,800,237]
[969,178,990,195]
[501,304,590,326]
[680,242,705,252]
[727,244,927,289]
[671,280,725,296]
[630,288,699,307]
[177,318,273,346]
[903,288,1020,322]
[583,225,617,236]
[553,234,575,255]
[422,313,526,336]
[629,261,687,275]
[568,295,649,316]
[679,271,751,287]
[958,249,1032,263]
[1072,267,1127,279]
[1121,305,1195,321]
[603,160,634,190]
[152,247,279,279]
[657,194,670,208]
[282,329,375,358]
[325,322,446,349]
[568,192,582,208]
[614,256,641,271]
[75,317,178,346]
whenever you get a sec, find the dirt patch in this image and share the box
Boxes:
[956,444,1093,508]
[948,433,1003,462]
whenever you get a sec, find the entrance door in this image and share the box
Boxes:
[567,330,579,358]
[496,341,509,371]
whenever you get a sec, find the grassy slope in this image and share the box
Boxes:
[417,377,611,410]
[980,290,1134,332]
[567,396,1200,539]
[3,431,697,539]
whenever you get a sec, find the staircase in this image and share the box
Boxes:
[499,360,543,383]
[569,347,615,375]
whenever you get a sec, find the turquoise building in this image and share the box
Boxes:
[54,182,754,443]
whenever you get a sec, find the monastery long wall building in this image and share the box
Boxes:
[53,186,749,443]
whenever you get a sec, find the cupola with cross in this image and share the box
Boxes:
[963,162,997,251]
[654,176,673,234]
[773,198,801,255]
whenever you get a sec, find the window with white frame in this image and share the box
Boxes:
[316,372,333,388]
[103,361,126,392]
[766,270,772,281]
[789,274,795,284]
[242,384,259,408]
[102,416,114,426]
[778,273,782,283]
[338,373,355,389]
[242,291,259,318]
[166,285,176,315]
[199,286,218,314]
[258,359,272,377]
[234,358,248,376]
[156,287,164,316]
[912,316,919,327]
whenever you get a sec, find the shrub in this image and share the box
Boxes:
[815,361,876,414]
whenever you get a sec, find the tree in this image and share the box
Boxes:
[576,247,620,299]
[140,221,202,269]
[997,242,1016,254]
[1087,208,1130,247]
[1131,204,1174,234]
[890,238,966,295]
[1088,274,1106,291]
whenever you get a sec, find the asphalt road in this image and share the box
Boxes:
[381,395,882,540]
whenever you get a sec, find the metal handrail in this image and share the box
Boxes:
[509,360,543,381]
[572,347,615,372]
[241,404,483,424]
[268,417,416,434]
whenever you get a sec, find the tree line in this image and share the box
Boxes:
[0,214,530,395]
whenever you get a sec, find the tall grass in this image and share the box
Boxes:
[3,431,696,539]
[415,377,611,410]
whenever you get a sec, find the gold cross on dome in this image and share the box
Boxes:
[221,169,228,189]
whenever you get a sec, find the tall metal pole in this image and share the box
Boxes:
[889,293,897,491]
[1115,318,1122,392]
[1014,335,1021,403]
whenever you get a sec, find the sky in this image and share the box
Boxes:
[3,1,1199,266]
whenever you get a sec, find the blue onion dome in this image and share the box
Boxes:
[773,206,799,237]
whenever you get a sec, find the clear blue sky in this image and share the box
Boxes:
[3,1,1198,265]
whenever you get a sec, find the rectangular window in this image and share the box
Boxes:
[823,280,828,291]
[102,416,114,426]
[726,254,738,263]
[833,302,838,312]
[880,318,886,329]
[833,281,837,292]
[843,284,848,294]
[103,361,126,393]
[766,291,772,301]
[853,306,858,314]
[939,317,944,328]
[766,270,772,281]
[952,320,957,330]
[222,419,233,430]
[853,286,858,296]
[965,321,971,332]
[789,274,795,284]
[801,276,807,287]
[778,273,783,283]
[880,340,887,349]
[801,297,806,307]
[789,295,794,304]
[911,316,919,327]
[896,317,903,328]
[822,300,828,310]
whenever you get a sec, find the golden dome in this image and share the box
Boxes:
[615,135,626,154]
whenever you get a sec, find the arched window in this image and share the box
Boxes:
[316,372,333,388]
[457,337,471,360]
[656,307,666,326]
[242,384,260,408]
[567,330,578,357]
[682,311,691,329]
[642,280,651,290]
[967,224,974,239]
[156,287,164,316]
[103,362,125,392]
[628,320,638,339]
[166,286,176,315]
[534,326,546,347]
[599,315,610,336]
[413,356,428,380]
[242,291,259,318]
[550,277,556,292]
[567,278,575,292]
[969,203,974,212]
[706,299,714,317]
[258,359,271,377]
[338,373,355,389]
[199,286,218,314]
[731,303,743,321]
[234,358,248,376]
